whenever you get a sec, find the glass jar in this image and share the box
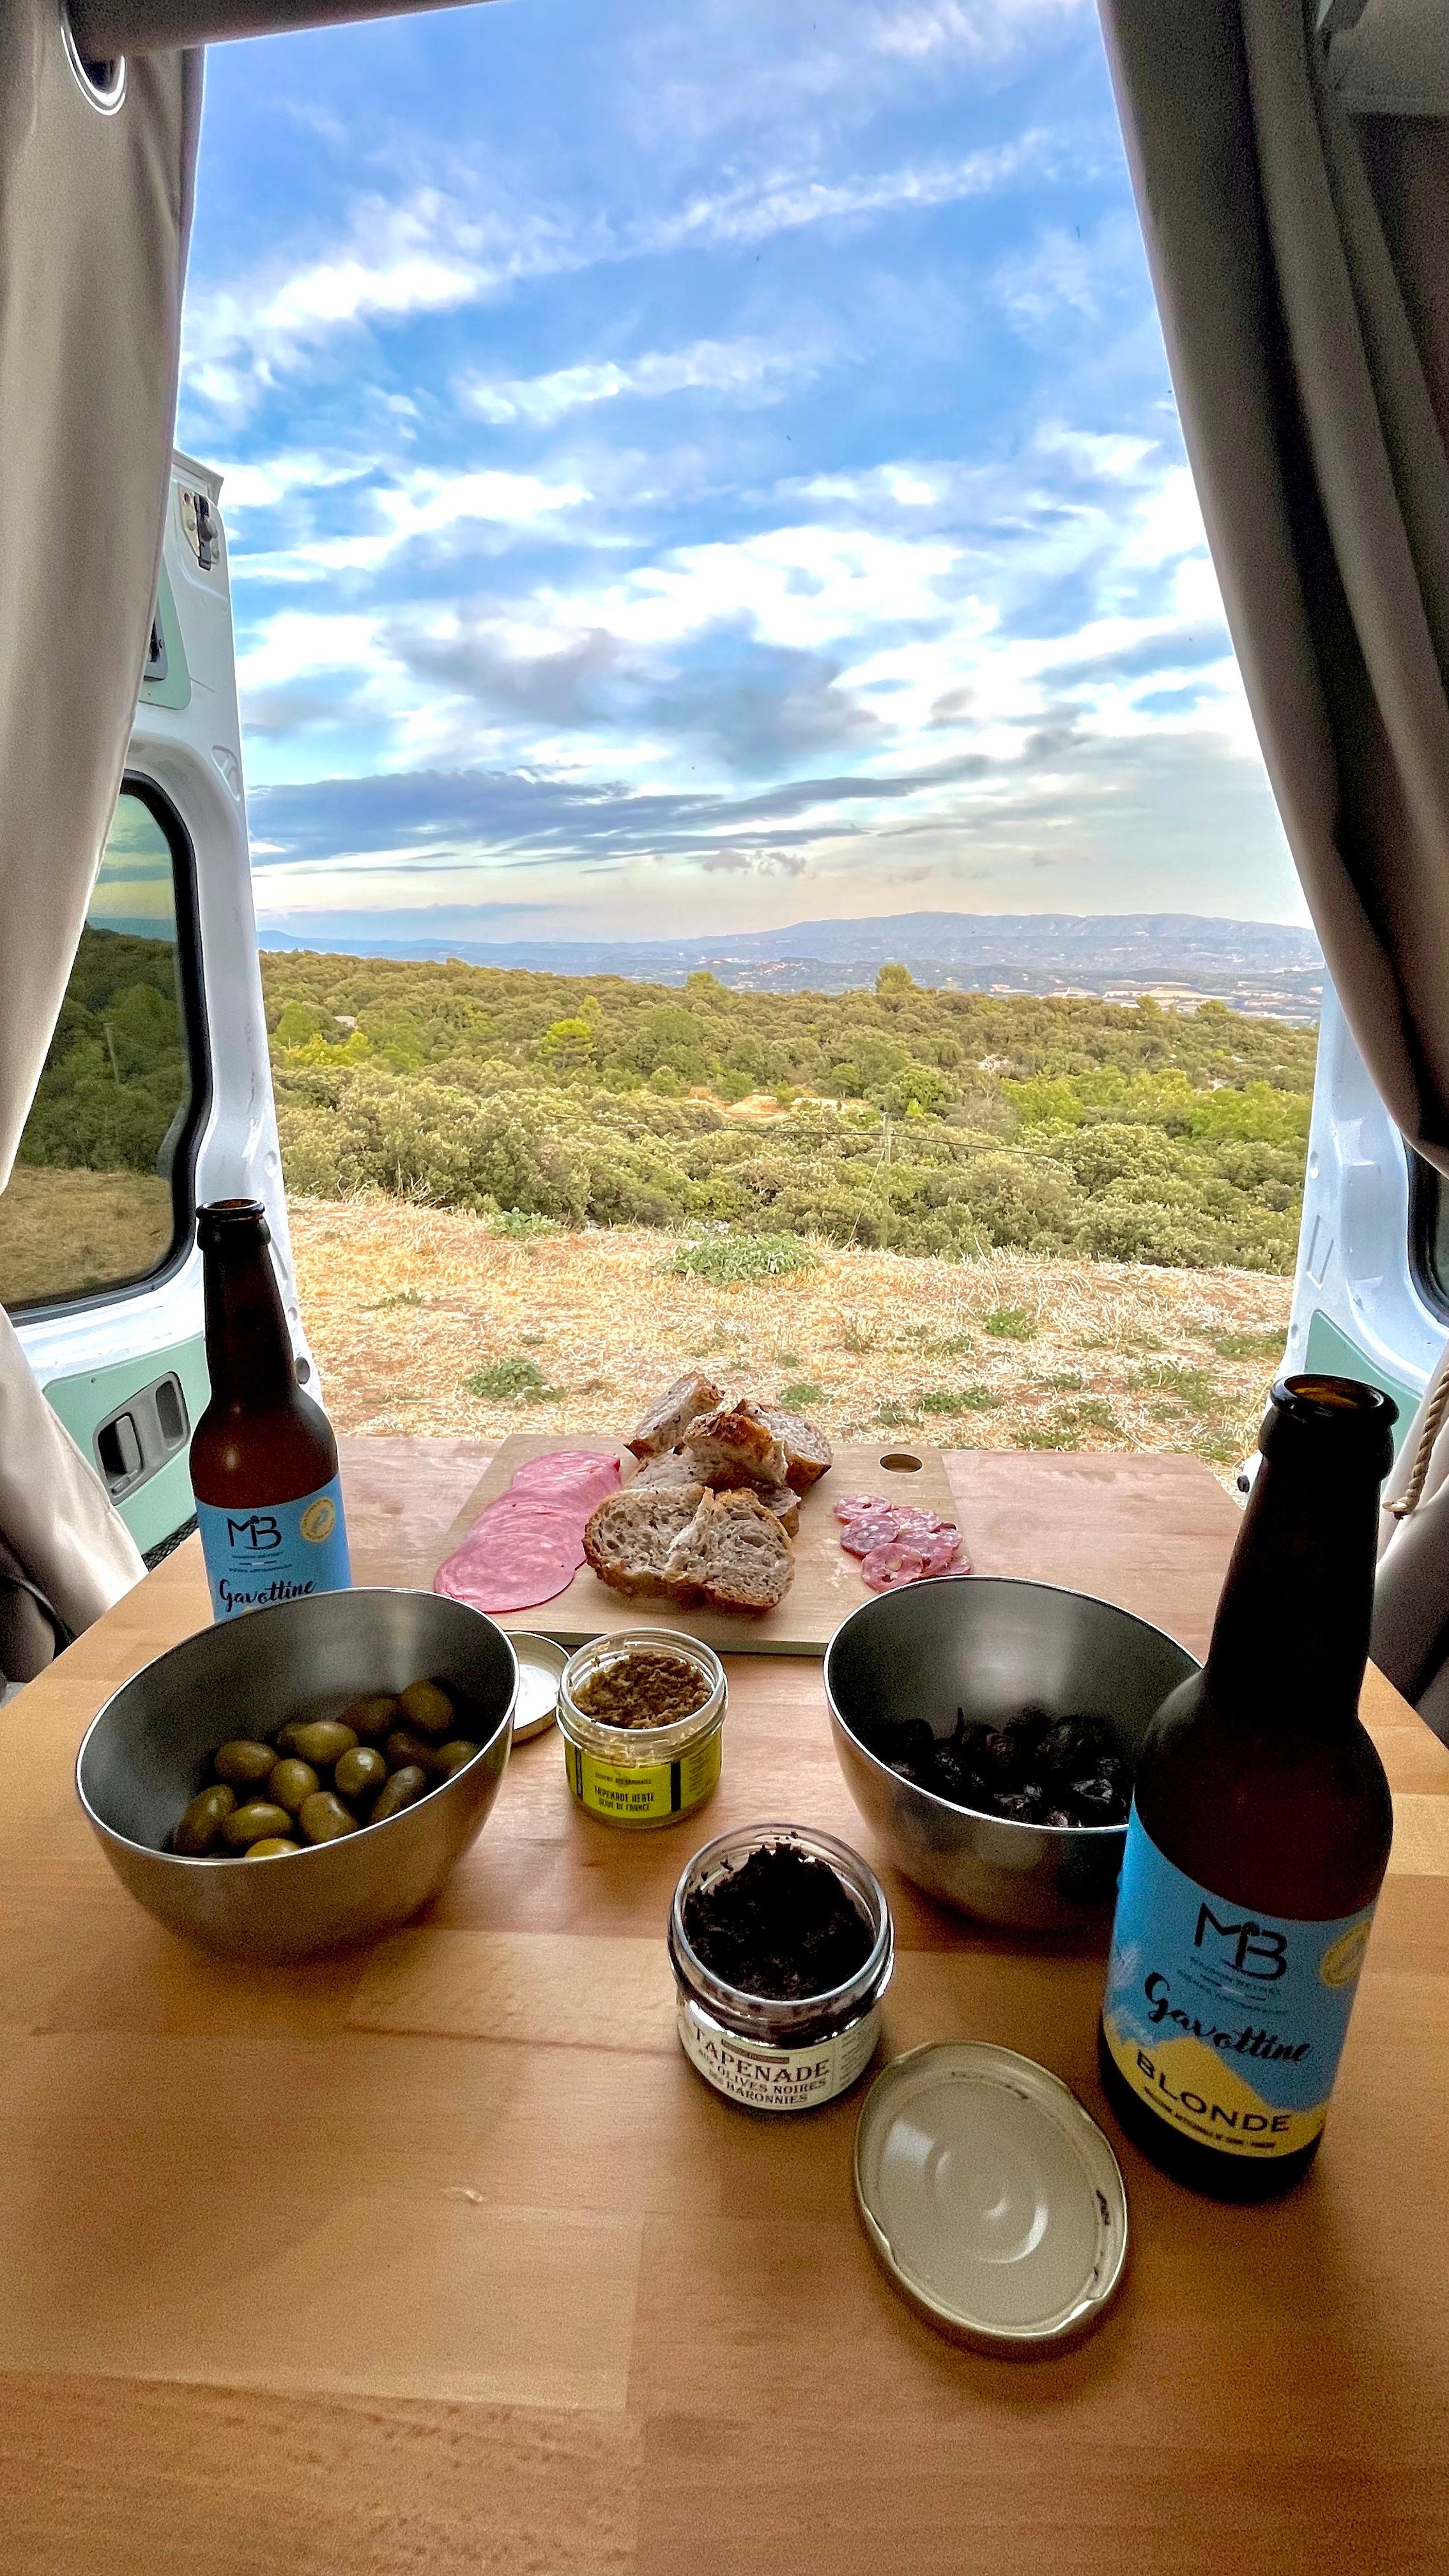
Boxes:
[557,1629,726,1830]
[668,1821,894,2112]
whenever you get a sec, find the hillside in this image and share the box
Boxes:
[293,1202,1291,1484]
[263,910,1323,1018]
[263,951,1317,1273]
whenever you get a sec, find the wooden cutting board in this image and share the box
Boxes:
[431,1434,963,1657]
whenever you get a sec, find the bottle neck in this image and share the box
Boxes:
[1205,1441,1380,1728]
[201,1225,296,1411]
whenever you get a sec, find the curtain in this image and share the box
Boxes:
[0,4,202,1671]
[1098,0,1449,1723]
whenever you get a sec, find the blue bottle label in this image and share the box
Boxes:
[1103,1805,1377,2161]
[197,1475,351,1620]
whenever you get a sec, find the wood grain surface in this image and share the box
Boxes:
[0,1439,1446,2576]
[431,1432,961,1653]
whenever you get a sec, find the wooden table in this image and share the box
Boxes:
[1,1443,1447,2576]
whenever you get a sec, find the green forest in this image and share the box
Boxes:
[17,925,190,1178]
[258,949,1317,1272]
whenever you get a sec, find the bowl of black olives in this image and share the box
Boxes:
[76,1588,518,1960]
[824,1575,1199,1931]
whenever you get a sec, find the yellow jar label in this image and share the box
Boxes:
[565,1726,721,1827]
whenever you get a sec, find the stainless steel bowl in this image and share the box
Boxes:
[77,1588,517,1961]
[824,1575,1197,1932]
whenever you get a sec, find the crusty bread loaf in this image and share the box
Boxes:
[583,1487,706,1596]
[663,1489,795,1613]
[750,1403,832,1491]
[630,1445,702,1492]
[633,1445,799,1533]
[625,1373,721,1460]
[682,1404,788,1491]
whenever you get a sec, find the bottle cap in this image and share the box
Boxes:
[508,1632,569,1739]
[854,2041,1128,2353]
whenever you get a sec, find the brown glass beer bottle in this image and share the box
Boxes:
[1099,1376,1396,2198]
[190,1199,351,1621]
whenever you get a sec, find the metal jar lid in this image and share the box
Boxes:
[509,1632,569,1740]
[854,2041,1128,2353]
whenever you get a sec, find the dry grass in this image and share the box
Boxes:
[0,1165,173,1307]
[293,1199,1294,1487]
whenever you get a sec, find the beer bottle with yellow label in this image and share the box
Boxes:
[190,1199,351,1621]
[1100,1375,1396,2198]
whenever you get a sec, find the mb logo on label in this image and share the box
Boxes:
[226,1513,281,1555]
[1194,1904,1288,1981]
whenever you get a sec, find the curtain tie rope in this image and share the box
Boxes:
[1387,1365,1449,1519]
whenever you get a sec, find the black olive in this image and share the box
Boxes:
[1038,1722,1087,1777]
[1070,1774,1124,1823]
[1043,1807,1075,1829]
[993,1788,1043,1823]
[981,1730,1023,1781]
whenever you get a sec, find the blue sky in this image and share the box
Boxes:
[178,0,1307,946]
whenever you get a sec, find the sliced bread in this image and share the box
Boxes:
[750,1402,832,1491]
[583,1486,706,1597]
[634,1445,800,1533]
[629,1445,702,1492]
[625,1372,721,1460]
[663,1488,795,1613]
[682,1404,789,1492]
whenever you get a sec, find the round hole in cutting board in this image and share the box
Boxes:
[878,1452,923,1473]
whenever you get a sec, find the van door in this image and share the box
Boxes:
[0,452,314,1559]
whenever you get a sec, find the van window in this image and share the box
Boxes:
[0,782,206,1313]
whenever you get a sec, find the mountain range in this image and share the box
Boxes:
[259,911,1325,1020]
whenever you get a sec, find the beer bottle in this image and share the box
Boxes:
[1099,1375,1396,2199]
[190,1199,351,1621]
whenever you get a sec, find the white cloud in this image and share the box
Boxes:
[464,335,822,425]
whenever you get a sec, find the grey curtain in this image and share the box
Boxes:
[0,4,203,1671]
[1098,0,1449,1722]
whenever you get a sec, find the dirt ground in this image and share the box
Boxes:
[291,1199,1294,1487]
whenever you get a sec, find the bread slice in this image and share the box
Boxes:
[630,1445,702,1492]
[583,1487,706,1597]
[663,1489,795,1614]
[682,1404,788,1492]
[626,1373,721,1460]
[750,1403,832,1492]
[634,1445,799,1533]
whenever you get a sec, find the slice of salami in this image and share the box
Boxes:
[435,1499,584,1613]
[834,1494,884,1523]
[861,1540,933,1592]
[840,1510,908,1558]
[916,1531,963,1575]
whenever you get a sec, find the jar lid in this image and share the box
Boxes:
[854,2041,1127,2353]
[509,1632,569,1740]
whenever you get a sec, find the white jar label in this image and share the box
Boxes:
[676,1995,881,2112]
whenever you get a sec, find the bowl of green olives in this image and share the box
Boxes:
[76,1588,518,1959]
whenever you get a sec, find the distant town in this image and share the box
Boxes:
[261,911,1326,1024]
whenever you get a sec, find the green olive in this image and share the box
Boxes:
[298,1790,358,1844]
[371,1764,427,1823]
[399,1679,455,1738]
[384,1728,444,1779]
[277,1719,358,1768]
[174,1783,236,1855]
[222,1800,295,1850]
[436,1739,480,1779]
[340,1692,401,1743]
[267,1758,319,1816]
[213,1739,280,1790]
[245,1836,300,1857]
[334,1745,388,1801]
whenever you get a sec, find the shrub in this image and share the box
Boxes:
[671,1232,820,1284]
[917,1386,1002,1413]
[778,1381,825,1407]
[465,1356,563,1401]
